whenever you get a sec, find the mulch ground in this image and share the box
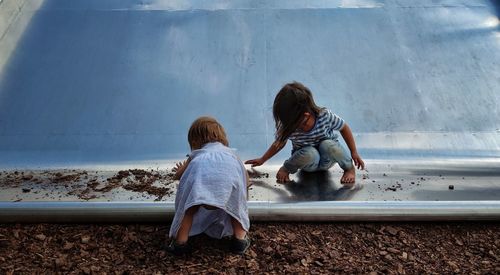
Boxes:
[0,222,498,274]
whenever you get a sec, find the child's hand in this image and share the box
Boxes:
[352,152,365,170]
[173,159,189,180]
[172,160,185,172]
[276,166,291,183]
[245,158,265,167]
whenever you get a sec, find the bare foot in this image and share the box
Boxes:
[341,168,356,184]
[276,166,291,183]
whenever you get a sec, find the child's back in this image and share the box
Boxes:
[168,117,250,255]
[171,142,248,239]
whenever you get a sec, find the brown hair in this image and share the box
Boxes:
[273,82,323,142]
[188,116,229,150]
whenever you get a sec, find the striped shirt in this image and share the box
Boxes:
[289,109,345,150]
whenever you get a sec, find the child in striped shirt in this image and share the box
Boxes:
[246,82,365,184]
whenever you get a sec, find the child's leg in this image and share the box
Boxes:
[175,205,200,244]
[283,146,320,174]
[230,217,247,240]
[317,139,353,170]
[230,217,250,254]
[317,139,355,183]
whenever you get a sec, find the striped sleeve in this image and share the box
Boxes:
[328,110,345,131]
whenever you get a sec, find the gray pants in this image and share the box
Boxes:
[283,139,353,174]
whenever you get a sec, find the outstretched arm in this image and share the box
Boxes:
[340,123,365,170]
[245,140,286,167]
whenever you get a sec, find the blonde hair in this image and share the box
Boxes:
[188,116,229,150]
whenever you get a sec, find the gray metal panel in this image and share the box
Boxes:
[2,159,500,203]
[1,201,500,223]
[0,0,499,167]
[0,0,499,221]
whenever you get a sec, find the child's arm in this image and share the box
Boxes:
[340,123,365,170]
[245,140,286,167]
[172,158,191,180]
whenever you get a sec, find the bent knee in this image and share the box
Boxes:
[295,147,320,163]
[319,139,345,155]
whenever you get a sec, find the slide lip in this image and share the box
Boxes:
[1,200,500,223]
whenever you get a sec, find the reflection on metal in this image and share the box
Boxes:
[248,201,500,222]
[0,0,499,166]
[1,201,500,223]
[0,0,500,221]
[0,202,170,223]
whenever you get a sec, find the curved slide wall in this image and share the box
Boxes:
[0,0,498,168]
[0,1,500,221]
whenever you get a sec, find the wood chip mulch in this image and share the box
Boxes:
[0,222,498,274]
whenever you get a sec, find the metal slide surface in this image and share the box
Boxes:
[0,0,499,221]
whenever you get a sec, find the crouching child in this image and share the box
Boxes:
[168,116,250,255]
